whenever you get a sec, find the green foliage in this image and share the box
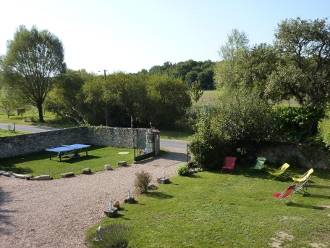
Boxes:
[88,224,130,248]
[134,171,152,194]
[268,18,330,110]
[190,90,274,169]
[215,89,274,143]
[146,60,215,90]
[2,25,65,122]
[274,106,325,142]
[177,164,190,176]
[147,74,191,128]
[189,80,204,103]
[47,70,89,124]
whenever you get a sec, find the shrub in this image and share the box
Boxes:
[134,171,152,194]
[88,224,130,248]
[177,164,190,176]
[273,106,324,142]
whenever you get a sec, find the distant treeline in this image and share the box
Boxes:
[139,60,216,90]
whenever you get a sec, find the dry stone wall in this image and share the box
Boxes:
[0,126,153,159]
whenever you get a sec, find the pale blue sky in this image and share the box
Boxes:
[0,0,329,73]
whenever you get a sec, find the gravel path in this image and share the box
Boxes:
[0,152,186,248]
[0,123,59,133]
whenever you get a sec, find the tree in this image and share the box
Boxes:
[47,70,88,124]
[0,86,18,117]
[218,29,249,61]
[2,25,65,122]
[267,18,330,109]
[189,80,204,103]
[215,29,249,88]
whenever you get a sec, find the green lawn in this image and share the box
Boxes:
[0,146,133,178]
[0,110,75,128]
[87,168,330,247]
[160,130,194,141]
[0,129,27,137]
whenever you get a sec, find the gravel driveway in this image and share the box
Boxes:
[0,152,186,248]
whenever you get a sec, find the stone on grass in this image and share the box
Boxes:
[13,173,32,179]
[118,161,128,167]
[104,164,113,171]
[157,177,171,184]
[61,172,75,178]
[2,171,12,177]
[82,168,92,174]
[32,175,52,180]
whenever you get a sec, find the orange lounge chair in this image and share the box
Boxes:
[221,156,237,172]
[273,185,296,199]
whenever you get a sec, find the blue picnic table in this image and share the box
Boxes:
[45,144,91,161]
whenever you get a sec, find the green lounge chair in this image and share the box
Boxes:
[253,157,267,170]
[268,163,290,177]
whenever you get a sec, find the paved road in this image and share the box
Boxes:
[0,123,59,133]
[160,139,189,153]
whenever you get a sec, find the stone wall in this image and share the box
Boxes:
[86,126,148,148]
[0,127,88,159]
[0,126,154,159]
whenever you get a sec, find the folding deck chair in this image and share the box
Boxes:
[292,168,314,194]
[253,157,267,170]
[268,163,290,178]
[221,156,237,172]
[273,185,296,200]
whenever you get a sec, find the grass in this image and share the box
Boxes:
[0,129,27,137]
[87,167,330,248]
[195,90,218,106]
[0,109,75,128]
[0,146,133,178]
[160,130,194,141]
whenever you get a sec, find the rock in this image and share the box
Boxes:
[118,161,128,167]
[104,207,118,218]
[0,170,5,175]
[12,173,32,179]
[61,172,75,178]
[157,177,171,184]
[32,175,52,180]
[104,164,113,170]
[2,171,12,177]
[113,201,120,209]
[82,168,92,174]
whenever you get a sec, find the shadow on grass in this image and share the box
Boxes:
[305,193,330,199]
[59,155,100,164]
[309,184,330,189]
[145,191,173,200]
[286,201,326,210]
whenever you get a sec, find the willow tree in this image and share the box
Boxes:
[3,25,65,122]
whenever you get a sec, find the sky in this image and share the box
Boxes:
[0,0,329,73]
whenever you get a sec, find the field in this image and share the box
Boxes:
[87,168,330,247]
[0,129,26,137]
[195,90,219,106]
[0,146,133,178]
[0,109,74,128]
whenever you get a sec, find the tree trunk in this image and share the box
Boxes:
[37,102,44,122]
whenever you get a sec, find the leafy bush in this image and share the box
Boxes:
[88,224,130,248]
[273,106,324,142]
[177,164,190,176]
[134,171,152,194]
[190,89,274,170]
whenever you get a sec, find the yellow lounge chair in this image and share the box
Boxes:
[268,163,290,177]
[292,168,314,183]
